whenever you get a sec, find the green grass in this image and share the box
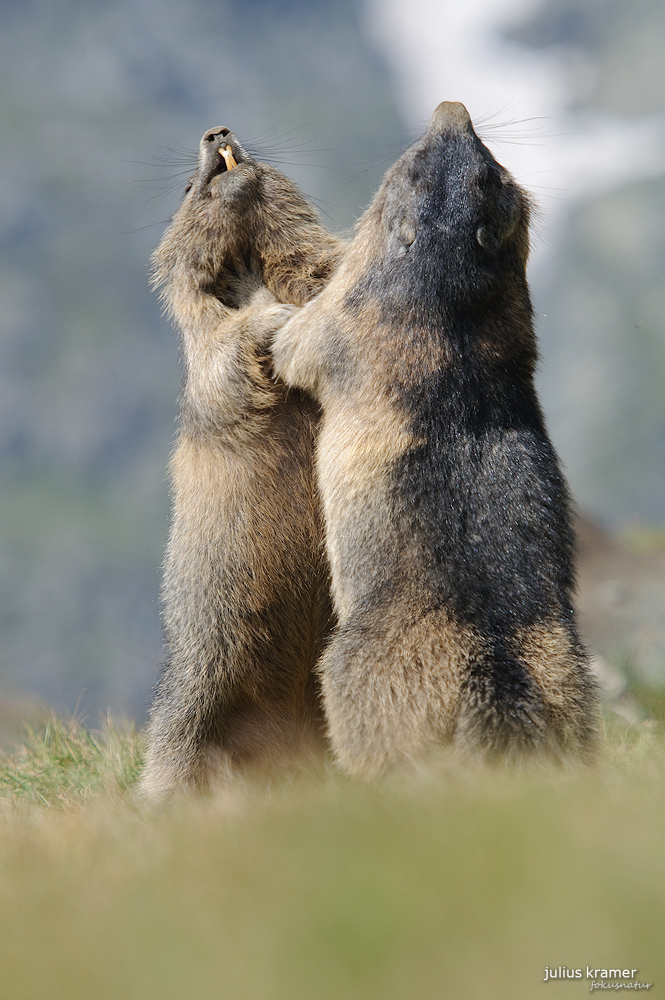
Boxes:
[0,715,664,1000]
[0,715,144,806]
[620,662,665,724]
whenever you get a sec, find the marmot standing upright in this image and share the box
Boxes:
[141,127,344,797]
[271,102,598,776]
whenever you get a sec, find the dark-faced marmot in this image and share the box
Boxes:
[140,126,344,797]
[271,102,598,776]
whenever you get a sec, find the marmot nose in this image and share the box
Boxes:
[431,102,473,133]
[202,126,230,142]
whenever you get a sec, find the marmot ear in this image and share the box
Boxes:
[476,189,521,251]
[399,220,416,247]
[476,225,497,251]
[388,211,417,256]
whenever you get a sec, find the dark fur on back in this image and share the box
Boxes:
[140,127,344,798]
[272,102,598,776]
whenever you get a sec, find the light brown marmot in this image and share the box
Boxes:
[140,126,344,797]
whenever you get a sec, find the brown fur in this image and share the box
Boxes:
[140,126,344,798]
[271,102,598,777]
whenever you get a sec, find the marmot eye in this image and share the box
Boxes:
[476,164,502,190]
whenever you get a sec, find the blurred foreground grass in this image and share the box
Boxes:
[0,713,664,1000]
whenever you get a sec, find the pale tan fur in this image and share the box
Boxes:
[320,611,484,777]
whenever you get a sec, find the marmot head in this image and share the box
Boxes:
[153,126,341,309]
[354,102,532,314]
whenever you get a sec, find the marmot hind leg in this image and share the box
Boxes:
[454,635,599,762]
[140,653,328,799]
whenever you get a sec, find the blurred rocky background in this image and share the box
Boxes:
[0,0,663,733]
[505,0,665,716]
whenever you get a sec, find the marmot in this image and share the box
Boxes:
[271,101,598,776]
[141,126,344,797]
